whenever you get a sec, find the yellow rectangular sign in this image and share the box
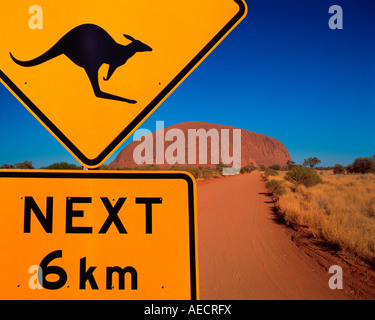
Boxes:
[0,170,198,300]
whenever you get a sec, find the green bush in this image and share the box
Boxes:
[284,165,322,187]
[241,164,256,174]
[42,162,81,170]
[264,168,279,177]
[1,160,35,169]
[333,164,346,175]
[268,164,281,170]
[266,179,282,191]
[349,157,375,174]
[274,185,287,196]
[266,179,286,196]
[346,163,354,174]
[287,160,296,170]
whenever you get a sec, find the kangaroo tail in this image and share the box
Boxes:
[10,43,62,67]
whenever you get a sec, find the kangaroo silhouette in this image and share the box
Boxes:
[10,24,152,103]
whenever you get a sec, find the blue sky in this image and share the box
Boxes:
[1,0,374,168]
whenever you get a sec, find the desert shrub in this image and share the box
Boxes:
[268,164,281,170]
[266,179,286,196]
[171,166,200,179]
[241,164,256,173]
[333,164,346,175]
[42,162,82,170]
[349,157,375,174]
[264,168,279,177]
[274,185,287,196]
[201,168,213,180]
[287,160,296,170]
[284,165,322,187]
[346,164,355,174]
[0,164,15,169]
[7,160,35,169]
[266,179,282,191]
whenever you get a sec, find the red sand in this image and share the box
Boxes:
[197,172,355,300]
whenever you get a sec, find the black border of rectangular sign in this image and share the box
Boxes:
[0,170,198,300]
[0,0,247,167]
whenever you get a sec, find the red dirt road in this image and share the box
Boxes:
[197,172,349,300]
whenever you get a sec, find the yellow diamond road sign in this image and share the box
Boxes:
[0,170,198,300]
[0,1,247,168]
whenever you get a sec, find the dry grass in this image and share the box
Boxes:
[265,170,375,264]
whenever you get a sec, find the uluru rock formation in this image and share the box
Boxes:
[110,121,291,169]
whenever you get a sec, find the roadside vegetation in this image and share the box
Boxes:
[0,160,35,169]
[123,164,225,180]
[102,162,257,180]
[41,162,82,170]
[1,160,260,181]
[264,156,375,265]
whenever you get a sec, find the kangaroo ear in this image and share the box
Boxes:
[124,34,136,42]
